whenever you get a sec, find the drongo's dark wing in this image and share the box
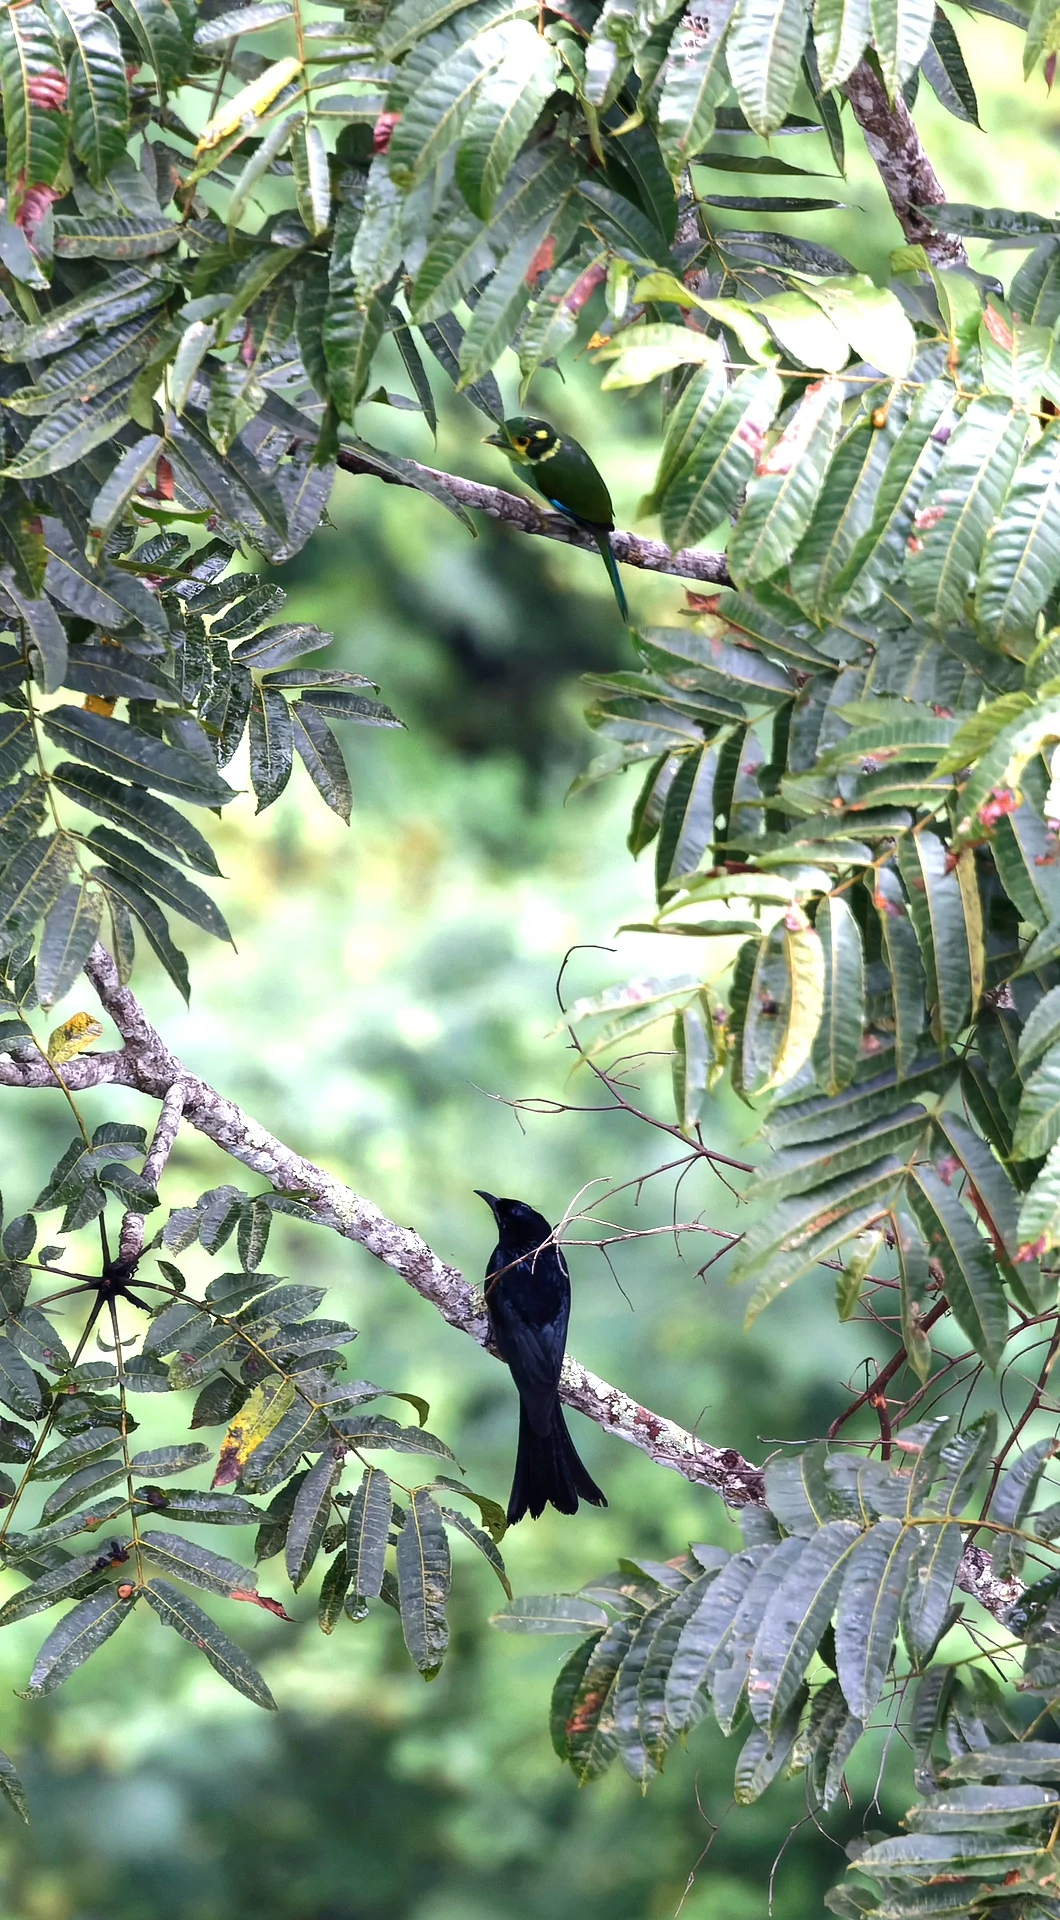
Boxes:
[490,1293,567,1436]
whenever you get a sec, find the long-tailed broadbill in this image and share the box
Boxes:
[484,415,629,623]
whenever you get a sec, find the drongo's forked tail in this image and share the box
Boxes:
[508,1399,606,1524]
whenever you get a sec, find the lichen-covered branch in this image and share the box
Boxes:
[0,946,1017,1614]
[119,1082,186,1267]
[334,445,734,587]
[844,59,968,267]
[0,1049,136,1089]
[955,1544,1025,1624]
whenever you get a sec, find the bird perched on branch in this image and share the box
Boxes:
[484,415,629,623]
[476,1190,607,1524]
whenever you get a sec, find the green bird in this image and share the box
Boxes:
[484,415,629,623]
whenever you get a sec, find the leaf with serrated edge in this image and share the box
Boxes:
[870,0,935,94]
[491,1593,608,1632]
[730,380,844,585]
[143,1580,275,1707]
[36,885,103,1007]
[906,398,1027,627]
[139,1528,257,1598]
[52,0,129,185]
[813,0,870,86]
[43,708,233,809]
[836,1518,919,1720]
[291,703,351,822]
[727,0,809,133]
[976,421,1060,647]
[811,895,864,1095]
[908,1165,1008,1366]
[285,1446,343,1590]
[748,1520,860,1732]
[346,1465,391,1600]
[396,1488,450,1676]
[52,765,220,877]
[896,831,971,1046]
[25,1585,135,1695]
[657,0,735,172]
[440,1506,511,1598]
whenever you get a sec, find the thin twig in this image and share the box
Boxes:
[827,1298,950,1440]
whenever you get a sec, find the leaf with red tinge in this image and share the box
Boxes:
[526,234,555,284]
[229,1587,293,1621]
[26,69,67,108]
[139,1529,258,1599]
[0,5,70,192]
[983,305,1015,352]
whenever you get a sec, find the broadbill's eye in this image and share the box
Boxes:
[514,437,529,451]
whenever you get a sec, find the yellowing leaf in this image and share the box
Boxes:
[195,57,302,153]
[955,845,985,1022]
[591,322,719,389]
[760,910,825,1093]
[836,1228,885,1320]
[212,1377,296,1487]
[46,1011,103,1065]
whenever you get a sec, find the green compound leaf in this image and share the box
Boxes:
[906,398,1028,626]
[0,4,70,191]
[24,1585,136,1696]
[143,1580,276,1708]
[728,379,843,586]
[51,0,130,184]
[727,0,809,133]
[395,1488,451,1677]
[346,1465,391,1602]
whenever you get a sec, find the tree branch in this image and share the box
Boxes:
[0,946,1020,1616]
[119,1081,185,1267]
[844,59,968,268]
[954,1544,1024,1624]
[0,1050,136,1089]
[333,445,733,588]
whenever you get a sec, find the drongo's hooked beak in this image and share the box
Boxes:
[474,1189,500,1214]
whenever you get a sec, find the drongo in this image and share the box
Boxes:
[477,1191,606,1523]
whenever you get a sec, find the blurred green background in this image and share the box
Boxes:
[0,21,1054,1915]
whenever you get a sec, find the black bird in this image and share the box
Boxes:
[476,1191,607,1523]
